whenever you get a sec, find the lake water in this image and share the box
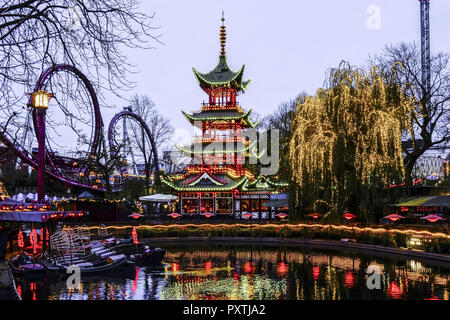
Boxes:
[14,244,450,300]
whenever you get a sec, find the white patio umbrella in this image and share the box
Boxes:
[26,193,34,200]
[16,193,24,201]
[139,194,178,202]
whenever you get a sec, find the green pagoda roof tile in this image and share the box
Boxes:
[181,108,257,128]
[182,108,252,121]
[193,56,251,92]
[161,174,248,192]
[175,141,256,155]
[241,176,289,191]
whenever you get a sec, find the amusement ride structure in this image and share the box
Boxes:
[0,64,159,201]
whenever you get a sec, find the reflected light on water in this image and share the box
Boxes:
[387,281,404,299]
[344,271,355,289]
[313,266,320,281]
[13,245,450,301]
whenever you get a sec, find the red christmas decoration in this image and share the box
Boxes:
[132,227,138,245]
[17,230,24,249]
[30,228,38,254]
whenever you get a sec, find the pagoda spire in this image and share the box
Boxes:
[220,12,226,57]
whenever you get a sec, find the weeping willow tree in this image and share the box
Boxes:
[289,63,415,222]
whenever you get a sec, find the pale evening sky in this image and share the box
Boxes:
[99,0,450,147]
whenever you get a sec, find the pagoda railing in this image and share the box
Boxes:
[201,103,243,113]
[193,135,247,144]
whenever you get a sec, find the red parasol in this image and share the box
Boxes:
[275,213,289,219]
[343,212,357,220]
[420,214,446,223]
[383,214,405,222]
[308,212,321,219]
[168,212,182,219]
[30,229,38,254]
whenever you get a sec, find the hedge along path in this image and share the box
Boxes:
[80,223,450,241]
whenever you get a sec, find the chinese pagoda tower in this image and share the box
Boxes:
[161,15,288,219]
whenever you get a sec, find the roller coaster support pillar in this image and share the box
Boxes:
[37,109,46,203]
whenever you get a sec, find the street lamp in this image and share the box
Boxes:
[31,89,53,203]
[32,90,53,109]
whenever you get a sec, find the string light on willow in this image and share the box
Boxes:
[289,63,415,214]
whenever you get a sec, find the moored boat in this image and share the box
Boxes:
[8,254,46,276]
[129,248,166,266]
[56,253,129,275]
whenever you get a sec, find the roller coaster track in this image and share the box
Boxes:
[0,64,158,193]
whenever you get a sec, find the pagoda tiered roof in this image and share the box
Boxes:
[161,173,248,192]
[193,56,251,92]
[181,108,258,128]
[160,14,289,197]
[241,175,289,192]
[175,140,256,155]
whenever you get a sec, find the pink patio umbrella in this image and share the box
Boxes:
[383,214,406,222]
[243,213,253,227]
[420,214,446,223]
[168,212,182,219]
[128,212,144,219]
[275,213,289,219]
[342,212,357,221]
[307,212,321,220]
[202,212,215,218]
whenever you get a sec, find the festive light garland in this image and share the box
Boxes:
[192,58,251,92]
[289,65,415,214]
[175,141,256,155]
[161,175,248,191]
[201,104,243,113]
[181,108,252,121]
[79,223,450,240]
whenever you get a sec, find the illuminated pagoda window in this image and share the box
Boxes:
[161,14,288,219]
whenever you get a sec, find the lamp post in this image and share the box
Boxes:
[31,90,53,203]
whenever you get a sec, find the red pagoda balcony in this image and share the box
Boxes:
[201,103,243,113]
[193,135,248,144]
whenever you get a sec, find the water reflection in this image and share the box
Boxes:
[14,245,450,300]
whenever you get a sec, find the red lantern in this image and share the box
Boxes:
[30,229,38,254]
[17,230,24,249]
[345,270,355,288]
[132,227,139,245]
